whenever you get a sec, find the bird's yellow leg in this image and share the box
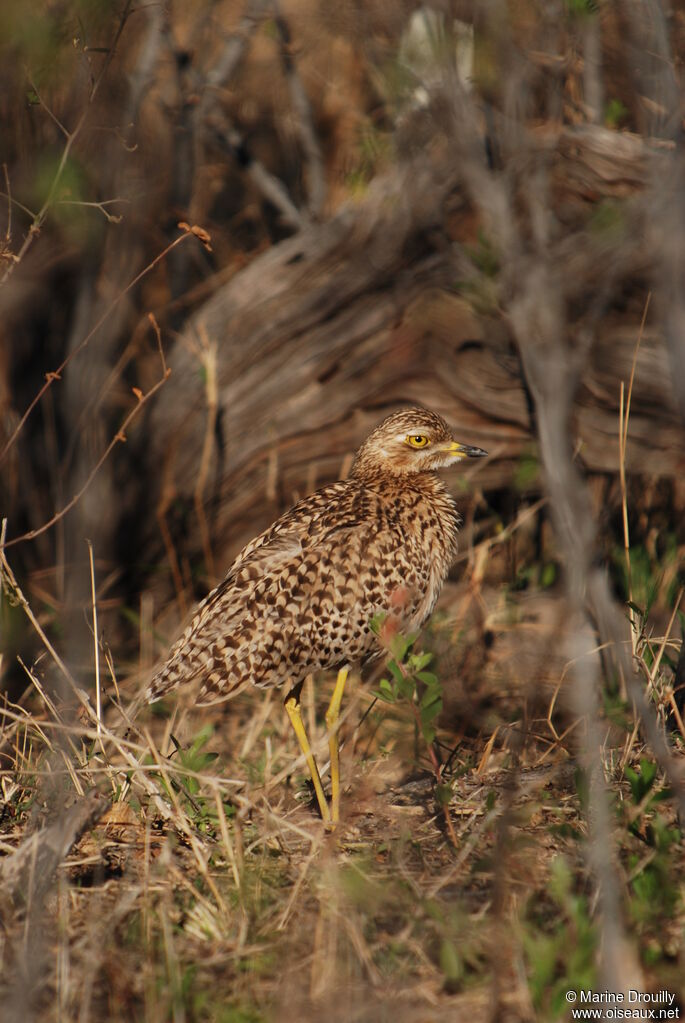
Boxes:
[325,666,349,824]
[284,694,331,825]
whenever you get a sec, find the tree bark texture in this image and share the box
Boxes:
[136,124,683,593]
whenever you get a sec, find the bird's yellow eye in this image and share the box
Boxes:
[406,434,429,449]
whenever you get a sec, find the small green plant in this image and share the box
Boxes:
[465,229,500,279]
[146,725,235,832]
[217,1006,267,1023]
[589,199,625,237]
[524,857,598,1016]
[613,535,682,615]
[565,0,599,16]
[605,98,628,129]
[370,617,443,746]
[454,229,502,314]
[621,758,682,941]
[624,756,660,808]
[173,725,219,789]
[370,614,460,844]
[514,449,539,491]
[345,124,392,195]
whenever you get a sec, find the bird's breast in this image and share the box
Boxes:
[366,480,460,632]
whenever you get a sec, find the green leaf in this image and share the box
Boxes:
[395,672,415,700]
[548,856,572,904]
[439,938,462,985]
[625,758,658,803]
[421,704,442,729]
[605,97,627,129]
[369,613,386,636]
[420,691,442,719]
[388,660,405,685]
[638,757,657,791]
[389,634,410,661]
[434,782,453,806]
[420,687,441,709]
[373,678,396,703]
[515,453,539,490]
[624,765,641,803]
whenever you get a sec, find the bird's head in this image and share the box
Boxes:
[351,407,487,478]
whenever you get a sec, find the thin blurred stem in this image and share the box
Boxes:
[1,3,134,286]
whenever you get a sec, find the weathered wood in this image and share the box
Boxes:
[0,790,109,902]
[138,125,684,590]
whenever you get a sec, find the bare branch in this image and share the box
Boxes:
[1,360,171,550]
[196,0,306,229]
[207,113,305,229]
[272,3,327,217]
[0,790,108,901]
[203,0,272,98]
[0,1,135,285]
[0,227,197,466]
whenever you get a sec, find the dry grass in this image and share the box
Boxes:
[1,4,685,1020]
[1,523,683,1023]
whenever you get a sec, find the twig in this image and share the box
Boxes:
[86,540,104,754]
[2,365,170,550]
[443,51,648,989]
[55,198,127,223]
[0,789,108,900]
[0,226,199,466]
[144,312,189,615]
[189,322,218,579]
[427,807,499,898]
[14,658,85,796]
[125,0,166,133]
[644,589,683,693]
[1,2,134,286]
[2,164,12,246]
[272,3,327,217]
[668,691,685,741]
[156,497,188,620]
[27,75,70,138]
[1,520,79,699]
[202,0,271,99]
[0,189,37,221]
[148,312,167,376]
[399,663,459,848]
[618,292,651,658]
[194,0,306,229]
[208,114,305,229]
[2,540,88,797]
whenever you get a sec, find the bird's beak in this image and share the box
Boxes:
[443,441,488,459]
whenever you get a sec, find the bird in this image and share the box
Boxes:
[144,407,487,827]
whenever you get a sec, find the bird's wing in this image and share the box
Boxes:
[216,479,355,575]
[199,531,305,614]
[197,514,366,631]
[145,481,377,702]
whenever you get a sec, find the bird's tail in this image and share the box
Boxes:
[142,656,187,705]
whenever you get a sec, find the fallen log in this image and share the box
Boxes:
[135,125,683,598]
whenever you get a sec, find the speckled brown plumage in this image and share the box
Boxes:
[145,408,487,707]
